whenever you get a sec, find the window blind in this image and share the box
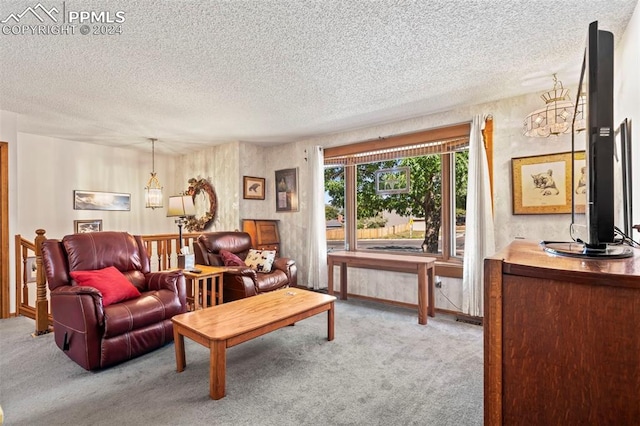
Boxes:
[324,122,471,166]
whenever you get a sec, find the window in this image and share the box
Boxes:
[324,123,471,264]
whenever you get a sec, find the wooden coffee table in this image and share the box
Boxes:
[172,288,336,400]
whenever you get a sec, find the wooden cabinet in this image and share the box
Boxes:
[242,219,280,255]
[484,240,640,425]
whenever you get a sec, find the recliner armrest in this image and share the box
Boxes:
[273,257,294,271]
[224,267,258,281]
[223,267,260,296]
[145,270,187,311]
[50,285,105,326]
[273,257,297,287]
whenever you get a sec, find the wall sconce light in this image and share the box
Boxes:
[167,195,196,248]
[145,138,163,209]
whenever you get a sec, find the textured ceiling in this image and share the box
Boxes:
[0,0,637,155]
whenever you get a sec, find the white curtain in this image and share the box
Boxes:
[462,115,495,317]
[306,146,328,289]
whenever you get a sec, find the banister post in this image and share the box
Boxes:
[34,229,50,336]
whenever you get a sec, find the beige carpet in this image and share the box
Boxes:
[0,299,483,425]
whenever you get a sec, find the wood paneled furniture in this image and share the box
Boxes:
[172,288,336,399]
[484,239,640,425]
[327,250,436,325]
[182,265,227,310]
[242,219,280,255]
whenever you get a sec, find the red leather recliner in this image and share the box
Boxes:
[42,231,187,370]
[194,231,297,302]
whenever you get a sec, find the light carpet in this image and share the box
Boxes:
[0,299,483,425]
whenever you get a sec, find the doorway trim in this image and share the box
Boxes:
[1,141,9,317]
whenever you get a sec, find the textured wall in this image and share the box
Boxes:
[263,92,582,311]
[175,142,241,232]
[163,91,583,311]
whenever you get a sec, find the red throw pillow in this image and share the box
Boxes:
[70,266,141,306]
[219,250,246,267]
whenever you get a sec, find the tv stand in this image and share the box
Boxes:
[484,239,640,425]
[541,240,633,258]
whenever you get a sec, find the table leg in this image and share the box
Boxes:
[185,278,194,311]
[174,327,186,372]
[327,301,335,341]
[328,259,334,296]
[202,278,208,309]
[428,264,435,317]
[194,278,201,310]
[210,340,226,400]
[339,263,348,300]
[216,274,223,305]
[418,264,428,325]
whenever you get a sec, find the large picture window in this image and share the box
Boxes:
[324,123,471,264]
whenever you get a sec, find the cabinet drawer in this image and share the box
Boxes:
[255,221,279,245]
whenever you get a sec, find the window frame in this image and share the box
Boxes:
[324,123,472,277]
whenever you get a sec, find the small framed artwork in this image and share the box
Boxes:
[375,167,411,195]
[74,219,103,233]
[25,256,37,283]
[74,190,131,211]
[275,168,299,212]
[512,151,585,214]
[243,176,266,200]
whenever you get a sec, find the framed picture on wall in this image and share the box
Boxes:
[25,256,37,283]
[73,190,131,211]
[512,151,585,214]
[275,168,299,212]
[243,176,265,200]
[74,219,103,233]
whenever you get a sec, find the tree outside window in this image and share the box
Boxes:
[325,150,468,259]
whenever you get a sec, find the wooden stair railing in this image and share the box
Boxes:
[15,229,202,336]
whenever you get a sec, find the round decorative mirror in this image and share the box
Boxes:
[184,178,217,232]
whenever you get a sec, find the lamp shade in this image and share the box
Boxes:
[167,195,195,217]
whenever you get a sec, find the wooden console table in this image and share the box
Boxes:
[327,250,436,325]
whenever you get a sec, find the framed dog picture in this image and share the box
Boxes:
[512,151,585,214]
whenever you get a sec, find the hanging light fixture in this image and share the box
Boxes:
[145,138,163,209]
[523,73,585,137]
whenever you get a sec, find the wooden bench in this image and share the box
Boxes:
[327,250,436,324]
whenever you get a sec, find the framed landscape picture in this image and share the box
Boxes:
[243,176,265,200]
[74,190,131,211]
[74,219,103,233]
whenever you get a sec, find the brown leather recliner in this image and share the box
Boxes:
[194,231,297,302]
[42,231,187,370]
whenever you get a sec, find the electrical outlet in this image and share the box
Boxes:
[435,281,442,288]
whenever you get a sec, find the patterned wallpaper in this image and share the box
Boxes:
[172,90,580,313]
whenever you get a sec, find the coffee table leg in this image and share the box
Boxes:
[174,327,186,372]
[327,302,335,341]
[210,340,226,400]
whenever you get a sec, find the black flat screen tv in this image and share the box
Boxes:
[543,20,632,258]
